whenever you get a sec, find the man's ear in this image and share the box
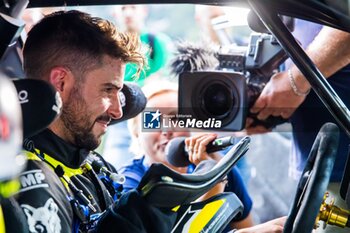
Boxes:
[49,67,74,101]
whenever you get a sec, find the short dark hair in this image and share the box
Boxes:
[23,10,145,80]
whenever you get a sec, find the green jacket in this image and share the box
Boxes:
[124,32,172,86]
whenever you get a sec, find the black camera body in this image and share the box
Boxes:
[178,33,287,131]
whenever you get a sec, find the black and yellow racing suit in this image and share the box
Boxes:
[15,129,176,233]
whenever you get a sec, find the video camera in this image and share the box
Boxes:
[178,33,288,131]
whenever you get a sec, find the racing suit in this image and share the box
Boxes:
[15,129,176,233]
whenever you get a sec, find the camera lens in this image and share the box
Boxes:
[201,83,233,118]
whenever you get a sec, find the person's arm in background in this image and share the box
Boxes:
[228,168,254,229]
[250,27,350,121]
[236,216,286,233]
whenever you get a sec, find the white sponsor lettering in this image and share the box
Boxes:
[19,170,48,192]
[163,118,222,129]
[18,90,29,104]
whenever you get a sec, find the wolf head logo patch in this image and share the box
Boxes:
[21,198,61,233]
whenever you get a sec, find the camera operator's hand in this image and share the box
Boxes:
[236,216,286,233]
[184,133,221,165]
[244,118,272,135]
[251,27,350,122]
[250,69,309,120]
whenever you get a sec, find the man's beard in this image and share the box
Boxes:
[61,87,102,150]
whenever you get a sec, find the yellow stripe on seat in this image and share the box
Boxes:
[189,199,225,233]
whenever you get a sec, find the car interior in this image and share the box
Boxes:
[1,1,350,233]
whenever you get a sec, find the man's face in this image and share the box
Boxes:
[61,56,124,150]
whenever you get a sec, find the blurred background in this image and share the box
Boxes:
[22,4,298,225]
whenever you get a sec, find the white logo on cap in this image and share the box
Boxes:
[52,92,62,115]
[119,91,126,107]
[18,90,29,104]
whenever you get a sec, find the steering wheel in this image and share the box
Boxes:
[283,122,339,233]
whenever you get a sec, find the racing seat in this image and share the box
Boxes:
[137,136,250,208]
[172,192,243,233]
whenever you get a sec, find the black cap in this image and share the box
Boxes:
[109,82,147,125]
